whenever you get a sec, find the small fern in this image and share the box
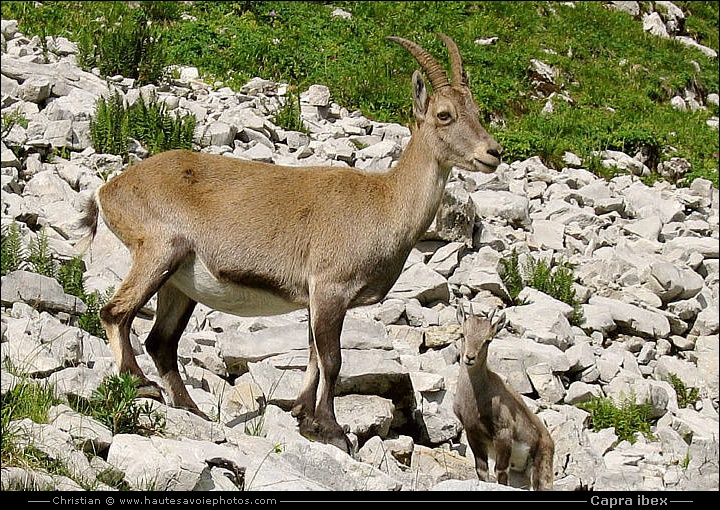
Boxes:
[578,394,655,444]
[91,90,195,159]
[90,90,130,159]
[666,373,700,409]
[273,88,308,134]
[1,221,26,276]
[27,228,58,278]
[500,248,585,326]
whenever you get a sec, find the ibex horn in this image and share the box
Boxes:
[388,35,450,91]
[438,33,467,87]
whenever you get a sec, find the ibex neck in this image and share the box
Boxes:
[386,130,452,241]
[459,362,491,392]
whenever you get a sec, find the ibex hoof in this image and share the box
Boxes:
[297,417,352,454]
[137,380,165,403]
[181,404,210,421]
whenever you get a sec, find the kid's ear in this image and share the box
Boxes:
[492,309,507,333]
[456,302,466,325]
[412,70,428,123]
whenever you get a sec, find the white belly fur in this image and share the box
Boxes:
[487,441,532,472]
[169,256,303,317]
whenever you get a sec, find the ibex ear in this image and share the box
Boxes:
[412,70,428,122]
[491,309,507,333]
[456,302,466,325]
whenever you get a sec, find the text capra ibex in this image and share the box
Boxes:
[454,305,555,490]
[78,34,502,453]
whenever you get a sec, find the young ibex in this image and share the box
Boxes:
[77,34,502,453]
[454,305,555,490]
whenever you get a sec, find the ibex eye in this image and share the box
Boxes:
[437,111,451,122]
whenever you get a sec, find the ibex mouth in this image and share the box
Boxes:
[473,158,500,173]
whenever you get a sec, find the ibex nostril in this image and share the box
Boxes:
[487,147,502,160]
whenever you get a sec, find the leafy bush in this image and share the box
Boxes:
[0,222,110,339]
[499,249,584,326]
[90,90,130,159]
[127,92,196,155]
[76,8,167,85]
[77,288,112,340]
[27,228,58,278]
[1,221,25,276]
[74,374,165,436]
[90,90,196,159]
[272,88,308,134]
[1,110,29,138]
[578,394,655,444]
[666,373,700,409]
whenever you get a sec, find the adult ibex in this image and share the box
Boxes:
[454,305,555,490]
[77,34,502,453]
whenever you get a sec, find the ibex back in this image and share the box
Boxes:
[454,306,555,490]
[78,34,502,453]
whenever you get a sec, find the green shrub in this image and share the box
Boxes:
[1,110,29,138]
[1,224,110,339]
[78,289,112,340]
[666,373,700,409]
[90,90,130,159]
[77,8,167,85]
[499,249,585,326]
[91,90,196,159]
[272,88,308,134]
[73,373,165,436]
[26,228,58,278]
[126,92,196,155]
[1,221,25,276]
[578,394,655,444]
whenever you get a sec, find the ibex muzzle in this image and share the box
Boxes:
[78,34,501,454]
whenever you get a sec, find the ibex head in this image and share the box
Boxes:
[388,33,503,173]
[456,303,506,366]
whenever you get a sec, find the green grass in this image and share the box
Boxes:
[1,376,61,469]
[2,1,716,185]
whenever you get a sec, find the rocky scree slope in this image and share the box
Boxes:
[1,12,718,492]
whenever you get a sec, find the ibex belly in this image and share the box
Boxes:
[509,441,531,471]
[169,256,303,317]
[488,441,531,472]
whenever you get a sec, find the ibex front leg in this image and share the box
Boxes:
[291,320,320,428]
[294,286,351,452]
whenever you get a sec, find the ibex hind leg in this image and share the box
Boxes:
[100,239,189,403]
[145,282,207,419]
[532,438,555,491]
[492,430,514,486]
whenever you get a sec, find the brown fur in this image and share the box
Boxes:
[454,307,555,490]
[77,34,502,453]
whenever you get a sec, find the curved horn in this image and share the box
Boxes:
[388,35,450,91]
[438,33,467,87]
